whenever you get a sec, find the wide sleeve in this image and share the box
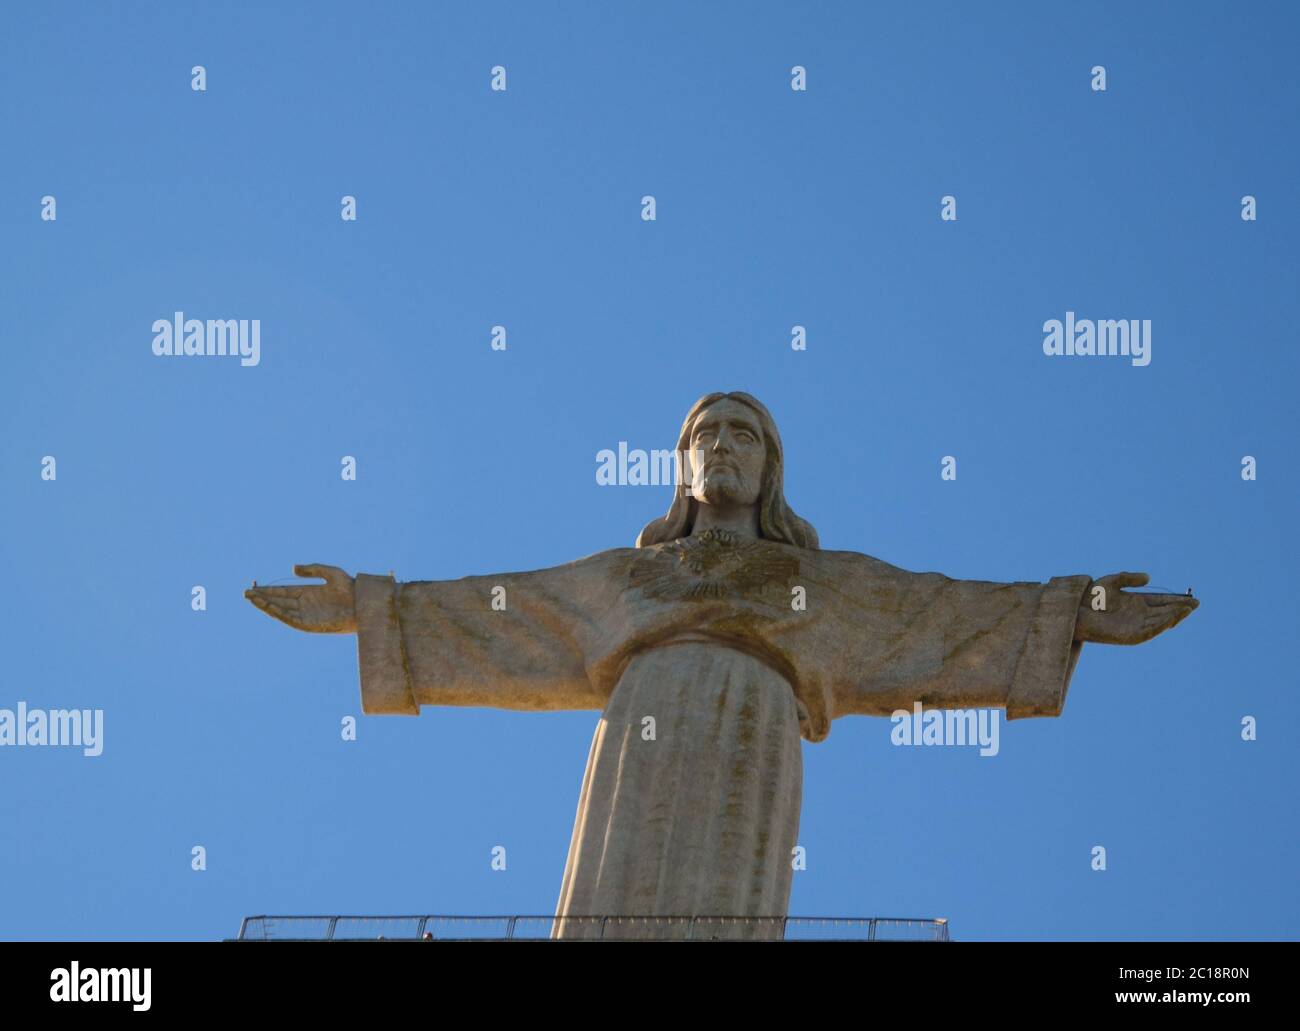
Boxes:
[933,573,1090,719]
[352,552,626,716]
[820,553,1091,722]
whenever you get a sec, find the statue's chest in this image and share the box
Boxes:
[627,530,800,605]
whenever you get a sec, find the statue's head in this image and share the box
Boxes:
[636,392,820,550]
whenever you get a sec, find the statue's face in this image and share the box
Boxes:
[688,398,766,509]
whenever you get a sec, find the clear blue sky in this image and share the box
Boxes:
[1,1,1296,941]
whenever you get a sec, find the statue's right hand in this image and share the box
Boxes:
[245,564,357,634]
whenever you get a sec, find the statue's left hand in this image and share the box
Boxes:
[245,564,357,634]
[1075,572,1198,645]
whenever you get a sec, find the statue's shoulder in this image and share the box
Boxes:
[567,544,640,564]
[539,545,640,576]
[807,545,904,574]
[805,546,948,587]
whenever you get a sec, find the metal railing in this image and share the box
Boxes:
[237,914,950,941]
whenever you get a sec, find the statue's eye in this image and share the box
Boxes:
[736,431,754,443]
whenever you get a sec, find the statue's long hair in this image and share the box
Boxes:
[635,392,820,550]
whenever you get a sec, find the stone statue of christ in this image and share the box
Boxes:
[246,392,1197,938]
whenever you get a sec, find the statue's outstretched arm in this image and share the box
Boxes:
[246,559,611,716]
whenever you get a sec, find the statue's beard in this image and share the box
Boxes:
[693,465,757,508]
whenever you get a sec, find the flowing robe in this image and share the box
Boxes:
[351,529,1089,939]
